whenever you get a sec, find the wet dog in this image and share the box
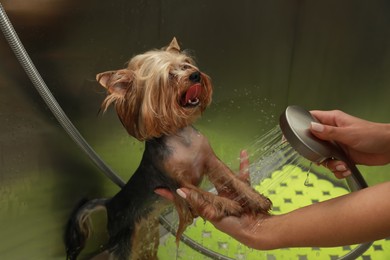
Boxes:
[64,38,272,260]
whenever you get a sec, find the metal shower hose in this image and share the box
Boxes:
[0,3,234,260]
[0,3,370,260]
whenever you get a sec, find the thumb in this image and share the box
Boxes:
[310,122,343,142]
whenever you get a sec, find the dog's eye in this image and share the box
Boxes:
[169,72,177,80]
[181,64,191,71]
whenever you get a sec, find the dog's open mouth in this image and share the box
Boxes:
[180,83,201,107]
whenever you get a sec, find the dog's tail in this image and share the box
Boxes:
[64,198,108,260]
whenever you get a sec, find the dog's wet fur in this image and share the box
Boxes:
[64,38,271,260]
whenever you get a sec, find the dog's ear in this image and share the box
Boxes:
[166,37,181,53]
[96,69,132,96]
[97,69,133,112]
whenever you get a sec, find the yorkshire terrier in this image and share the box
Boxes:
[64,38,272,260]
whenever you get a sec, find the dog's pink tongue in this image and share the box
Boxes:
[181,84,201,106]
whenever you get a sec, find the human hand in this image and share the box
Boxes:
[310,110,390,178]
[173,150,269,248]
[175,186,270,249]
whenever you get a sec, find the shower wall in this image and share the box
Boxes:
[1,0,389,259]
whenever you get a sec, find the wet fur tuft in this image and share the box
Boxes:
[64,198,108,260]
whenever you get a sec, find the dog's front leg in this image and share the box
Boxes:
[206,157,272,214]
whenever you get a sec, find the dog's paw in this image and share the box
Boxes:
[186,189,243,220]
[243,191,272,214]
[221,181,272,214]
[212,195,244,218]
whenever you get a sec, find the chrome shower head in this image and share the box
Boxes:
[279,105,367,190]
[279,105,344,163]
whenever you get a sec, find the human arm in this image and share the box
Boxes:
[310,110,390,178]
[156,132,390,250]
[177,181,390,250]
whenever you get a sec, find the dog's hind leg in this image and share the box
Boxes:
[64,198,108,260]
[129,214,160,260]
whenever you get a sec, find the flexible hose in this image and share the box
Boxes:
[0,3,125,188]
[0,4,235,260]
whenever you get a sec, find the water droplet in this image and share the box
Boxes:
[304,162,313,186]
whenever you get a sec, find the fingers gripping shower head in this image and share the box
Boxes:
[279,105,368,190]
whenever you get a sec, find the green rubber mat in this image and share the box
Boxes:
[158,165,389,259]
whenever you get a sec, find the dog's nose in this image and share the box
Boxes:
[189,71,201,83]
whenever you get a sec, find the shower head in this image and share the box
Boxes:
[279,105,344,163]
[279,105,367,190]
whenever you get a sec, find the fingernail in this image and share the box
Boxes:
[336,165,347,171]
[176,189,187,199]
[342,170,352,177]
[240,150,248,157]
[311,122,325,132]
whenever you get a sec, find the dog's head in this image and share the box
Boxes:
[97,38,213,141]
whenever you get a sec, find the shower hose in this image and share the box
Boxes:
[0,3,370,260]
